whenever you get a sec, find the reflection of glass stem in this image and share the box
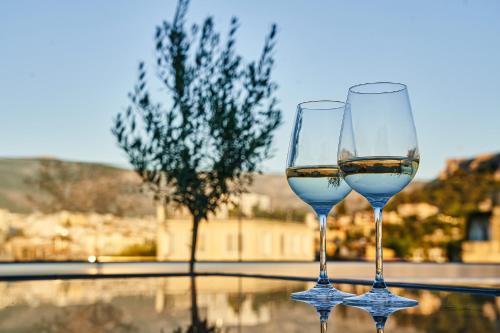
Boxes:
[373,315,387,331]
[344,303,417,333]
[321,319,327,333]
[318,308,330,333]
[291,298,338,333]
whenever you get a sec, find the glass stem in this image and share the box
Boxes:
[317,214,330,285]
[373,207,387,289]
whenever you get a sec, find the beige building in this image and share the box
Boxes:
[397,203,439,220]
[0,210,159,261]
[157,218,315,261]
[462,207,500,263]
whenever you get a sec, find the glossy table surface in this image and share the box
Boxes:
[0,275,498,332]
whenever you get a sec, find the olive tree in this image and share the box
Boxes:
[112,0,281,273]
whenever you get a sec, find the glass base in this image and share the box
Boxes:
[291,283,354,301]
[343,287,418,307]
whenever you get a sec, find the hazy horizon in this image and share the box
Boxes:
[2,151,498,181]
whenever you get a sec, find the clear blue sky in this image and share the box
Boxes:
[1,0,499,179]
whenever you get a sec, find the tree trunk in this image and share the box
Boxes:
[189,215,201,274]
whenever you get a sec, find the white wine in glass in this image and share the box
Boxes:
[339,157,419,208]
[286,166,351,214]
[286,100,353,301]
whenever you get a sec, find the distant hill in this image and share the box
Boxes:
[0,158,51,213]
[0,158,310,215]
[0,158,308,214]
[0,157,427,216]
[439,152,500,180]
[0,158,152,215]
[388,152,500,215]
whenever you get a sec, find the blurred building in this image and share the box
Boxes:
[398,203,439,220]
[0,209,158,261]
[157,218,315,261]
[462,207,500,263]
[156,192,314,261]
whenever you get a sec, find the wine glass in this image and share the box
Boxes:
[338,82,420,306]
[286,100,353,300]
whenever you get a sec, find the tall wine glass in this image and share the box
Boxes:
[286,100,353,300]
[338,82,420,306]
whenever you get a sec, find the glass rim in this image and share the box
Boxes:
[348,82,407,95]
[297,100,345,110]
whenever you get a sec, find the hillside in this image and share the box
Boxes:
[0,158,153,215]
[388,152,500,215]
[0,158,38,213]
[0,157,427,216]
[0,158,311,215]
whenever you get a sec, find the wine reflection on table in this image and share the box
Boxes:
[291,297,342,333]
[293,294,417,333]
[344,302,418,333]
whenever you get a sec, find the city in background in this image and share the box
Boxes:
[0,151,498,264]
[0,1,499,265]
